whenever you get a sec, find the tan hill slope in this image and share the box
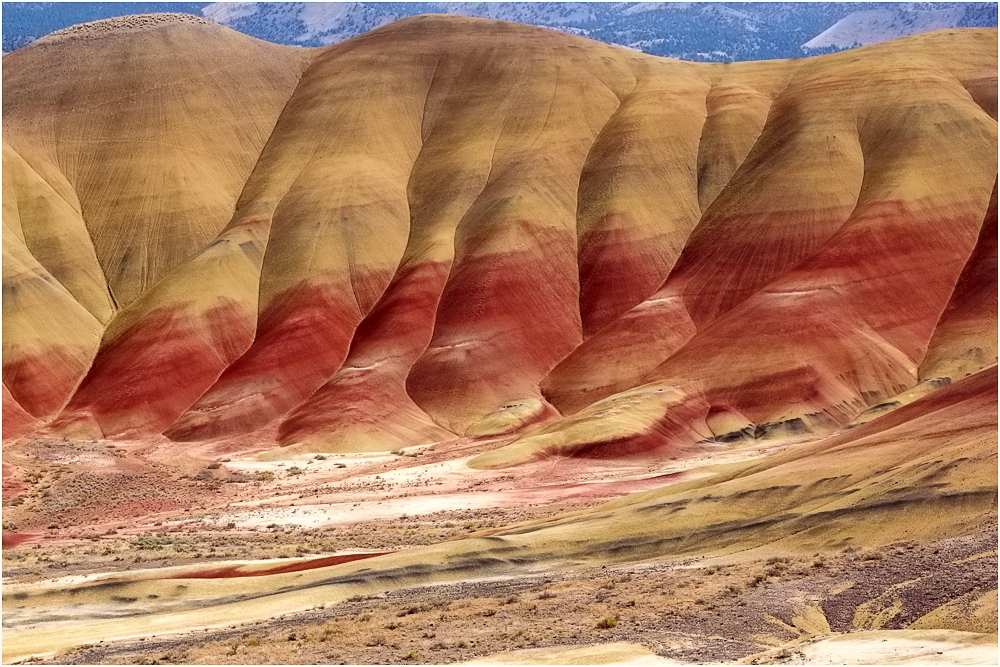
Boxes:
[2,15,996,457]
[2,14,311,435]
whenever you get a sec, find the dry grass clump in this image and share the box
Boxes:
[45,13,212,42]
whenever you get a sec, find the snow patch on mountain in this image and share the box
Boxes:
[804,7,966,48]
[201,2,256,24]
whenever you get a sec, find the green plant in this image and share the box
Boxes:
[596,616,618,629]
[404,649,419,661]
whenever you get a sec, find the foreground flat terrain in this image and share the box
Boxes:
[3,368,997,663]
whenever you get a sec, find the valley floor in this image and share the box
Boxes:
[3,378,997,665]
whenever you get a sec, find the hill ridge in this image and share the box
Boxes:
[39,12,216,44]
[3,17,996,461]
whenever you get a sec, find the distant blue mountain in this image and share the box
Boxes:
[3,2,997,61]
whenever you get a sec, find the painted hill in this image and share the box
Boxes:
[2,15,996,462]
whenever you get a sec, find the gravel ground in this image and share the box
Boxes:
[38,528,997,665]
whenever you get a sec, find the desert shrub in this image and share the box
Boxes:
[596,616,618,629]
[131,536,182,550]
[398,604,430,616]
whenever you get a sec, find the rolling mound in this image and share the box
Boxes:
[2,15,996,461]
[507,365,998,557]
